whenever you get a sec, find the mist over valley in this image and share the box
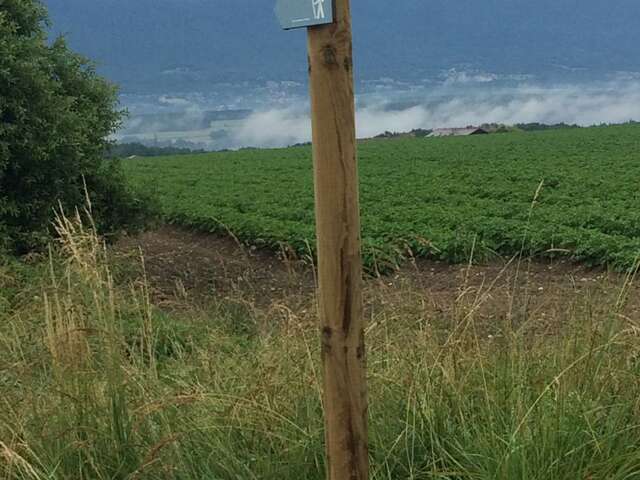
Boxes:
[44,0,640,149]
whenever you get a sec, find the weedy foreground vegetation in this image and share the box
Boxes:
[5,3,640,476]
[125,124,640,271]
[2,213,640,479]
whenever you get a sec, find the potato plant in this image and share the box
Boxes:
[124,124,640,270]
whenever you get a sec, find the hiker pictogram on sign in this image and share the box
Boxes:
[275,0,334,30]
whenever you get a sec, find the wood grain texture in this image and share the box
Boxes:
[307,0,369,478]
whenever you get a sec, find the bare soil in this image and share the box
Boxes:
[116,226,640,335]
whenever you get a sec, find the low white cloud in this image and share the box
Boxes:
[230,81,640,148]
[232,108,312,149]
[441,68,500,84]
[158,95,193,107]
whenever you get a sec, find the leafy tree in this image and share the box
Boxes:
[0,0,150,253]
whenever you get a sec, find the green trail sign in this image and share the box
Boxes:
[275,0,334,30]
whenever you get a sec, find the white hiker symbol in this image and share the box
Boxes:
[312,0,325,20]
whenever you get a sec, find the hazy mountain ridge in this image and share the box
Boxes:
[45,0,640,93]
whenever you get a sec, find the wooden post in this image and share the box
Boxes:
[307,1,368,479]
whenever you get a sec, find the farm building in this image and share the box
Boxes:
[428,127,488,137]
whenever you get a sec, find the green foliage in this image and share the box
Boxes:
[3,222,640,479]
[105,142,206,159]
[514,122,581,132]
[0,0,151,253]
[124,124,640,271]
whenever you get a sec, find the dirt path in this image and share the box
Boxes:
[116,226,640,334]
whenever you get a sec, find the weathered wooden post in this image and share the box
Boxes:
[275,0,368,478]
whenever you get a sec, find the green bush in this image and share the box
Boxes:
[0,0,152,253]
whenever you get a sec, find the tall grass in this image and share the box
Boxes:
[2,214,640,479]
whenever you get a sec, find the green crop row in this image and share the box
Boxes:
[123,124,640,271]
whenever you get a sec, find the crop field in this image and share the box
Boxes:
[124,124,640,270]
